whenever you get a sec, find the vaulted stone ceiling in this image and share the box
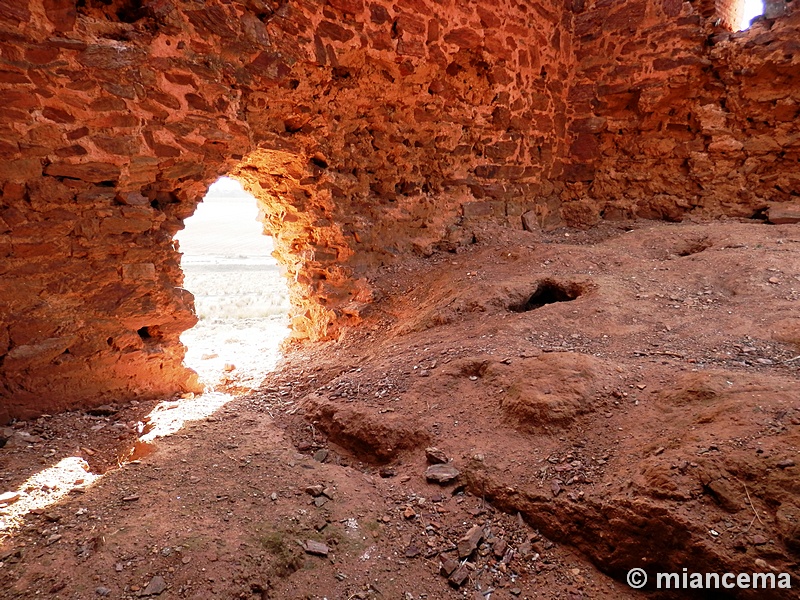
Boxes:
[0,0,797,417]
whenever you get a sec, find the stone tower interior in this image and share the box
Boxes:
[1,0,799,597]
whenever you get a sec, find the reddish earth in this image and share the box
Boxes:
[1,218,800,599]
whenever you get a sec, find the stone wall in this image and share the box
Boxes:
[562,0,800,225]
[1,0,799,418]
[0,0,572,417]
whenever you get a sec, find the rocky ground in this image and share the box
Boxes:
[1,218,800,599]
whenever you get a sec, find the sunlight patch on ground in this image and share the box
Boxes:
[0,457,99,540]
[174,177,291,391]
[138,392,234,443]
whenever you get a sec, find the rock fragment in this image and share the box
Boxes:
[457,525,484,558]
[140,575,166,596]
[448,565,470,588]
[305,484,324,497]
[439,555,459,576]
[767,203,800,225]
[425,463,460,484]
[303,540,329,556]
[425,447,449,464]
[0,491,20,505]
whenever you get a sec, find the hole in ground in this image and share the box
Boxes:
[174,176,291,391]
[509,279,585,312]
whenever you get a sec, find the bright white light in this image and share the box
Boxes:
[139,392,234,442]
[739,0,764,30]
[175,176,290,391]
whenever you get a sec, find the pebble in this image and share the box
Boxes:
[304,540,329,556]
[448,565,470,588]
[425,447,449,464]
[141,575,167,596]
[425,463,460,484]
[305,485,324,497]
[0,492,20,505]
[95,587,111,596]
[439,556,459,577]
[777,458,796,468]
[313,449,329,463]
[457,525,484,558]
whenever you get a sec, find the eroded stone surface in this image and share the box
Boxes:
[0,0,798,417]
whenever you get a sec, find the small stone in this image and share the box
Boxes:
[122,495,140,502]
[425,463,460,484]
[379,466,396,478]
[777,459,796,469]
[95,586,111,596]
[425,447,449,464]
[457,525,484,558]
[751,535,768,545]
[305,485,324,497]
[510,588,522,596]
[313,449,329,463]
[439,556,459,576]
[313,496,327,507]
[404,544,421,558]
[492,539,508,558]
[0,492,20,505]
[181,557,191,565]
[270,492,278,501]
[518,541,532,557]
[304,540,329,556]
[115,563,123,572]
[521,210,539,232]
[141,575,167,596]
[768,277,780,284]
[46,534,62,545]
[403,506,416,519]
[448,565,470,588]
[223,363,236,372]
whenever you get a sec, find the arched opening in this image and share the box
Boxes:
[738,0,764,29]
[174,177,291,391]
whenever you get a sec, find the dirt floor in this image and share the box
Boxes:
[1,218,800,599]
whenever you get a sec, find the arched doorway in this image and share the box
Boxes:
[174,177,291,391]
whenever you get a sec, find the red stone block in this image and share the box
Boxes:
[318,20,356,42]
[329,0,364,13]
[443,28,482,49]
[42,106,76,124]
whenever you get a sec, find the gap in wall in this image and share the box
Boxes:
[174,177,291,392]
[739,0,764,29]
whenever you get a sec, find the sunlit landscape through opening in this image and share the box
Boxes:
[174,177,291,391]
[739,0,764,29]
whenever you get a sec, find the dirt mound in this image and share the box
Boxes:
[305,398,431,464]
[485,353,608,429]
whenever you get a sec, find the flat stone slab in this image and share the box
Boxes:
[767,204,800,224]
[303,540,329,556]
[425,463,460,484]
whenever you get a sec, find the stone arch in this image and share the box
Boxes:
[1,0,572,418]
